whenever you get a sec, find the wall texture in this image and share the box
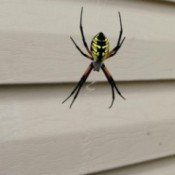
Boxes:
[0,0,175,175]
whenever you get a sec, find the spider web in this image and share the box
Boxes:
[84,81,96,96]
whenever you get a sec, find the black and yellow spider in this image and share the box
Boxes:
[62,7,126,108]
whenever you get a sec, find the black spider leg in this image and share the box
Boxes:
[107,12,126,59]
[69,7,93,60]
[70,37,92,60]
[80,7,92,56]
[101,65,115,108]
[62,63,93,108]
[102,64,125,106]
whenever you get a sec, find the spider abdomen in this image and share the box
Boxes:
[91,32,109,61]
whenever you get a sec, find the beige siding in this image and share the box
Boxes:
[1,81,175,174]
[95,156,175,175]
[0,0,175,84]
[0,0,175,175]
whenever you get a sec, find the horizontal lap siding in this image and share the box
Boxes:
[0,0,174,84]
[1,0,175,174]
[1,81,175,175]
[95,156,175,175]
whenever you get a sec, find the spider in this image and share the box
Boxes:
[62,7,126,108]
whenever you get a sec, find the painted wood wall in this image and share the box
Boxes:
[0,0,175,174]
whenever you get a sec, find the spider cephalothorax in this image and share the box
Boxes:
[62,7,126,108]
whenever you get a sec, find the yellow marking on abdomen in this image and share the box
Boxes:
[90,32,109,61]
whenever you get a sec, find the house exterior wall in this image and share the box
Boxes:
[0,0,175,174]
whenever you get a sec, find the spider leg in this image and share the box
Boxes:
[101,65,115,108]
[106,12,126,60]
[69,80,84,108]
[80,7,92,56]
[117,12,124,47]
[62,77,82,104]
[107,37,125,58]
[62,63,93,108]
[70,37,92,60]
[102,64,125,101]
